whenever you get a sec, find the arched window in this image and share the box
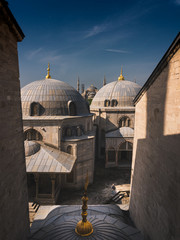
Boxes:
[66,128,72,137]
[67,145,73,155]
[77,126,82,136]
[30,102,40,116]
[24,129,43,141]
[108,148,116,162]
[104,100,110,107]
[118,141,133,167]
[87,121,90,131]
[111,99,118,107]
[68,101,76,116]
[119,116,131,127]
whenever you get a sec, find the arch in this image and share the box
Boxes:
[104,100,110,107]
[107,147,116,163]
[68,101,76,116]
[30,102,40,116]
[66,128,72,137]
[111,99,118,107]
[87,121,90,131]
[67,145,73,155]
[119,116,131,127]
[77,126,82,136]
[24,129,43,141]
[118,141,133,167]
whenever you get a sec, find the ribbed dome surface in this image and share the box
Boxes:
[21,79,89,116]
[91,80,141,108]
[24,140,40,157]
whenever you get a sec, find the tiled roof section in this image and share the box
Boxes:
[106,127,134,138]
[134,32,180,104]
[91,80,141,109]
[21,79,89,117]
[26,142,76,173]
[0,0,24,41]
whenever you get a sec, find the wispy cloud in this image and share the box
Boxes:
[174,0,180,5]
[105,49,130,54]
[27,48,42,60]
[27,48,62,64]
[39,53,62,63]
[84,24,108,38]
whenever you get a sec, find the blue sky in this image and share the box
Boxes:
[8,0,180,89]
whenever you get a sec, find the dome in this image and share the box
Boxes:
[106,127,134,138]
[87,84,97,92]
[91,78,141,109]
[24,140,40,157]
[21,78,89,116]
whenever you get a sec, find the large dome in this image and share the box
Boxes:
[21,78,89,116]
[91,77,141,109]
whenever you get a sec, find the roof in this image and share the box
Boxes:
[25,142,76,173]
[91,80,141,109]
[21,78,89,117]
[0,0,24,41]
[30,205,143,240]
[134,32,180,104]
[106,127,134,138]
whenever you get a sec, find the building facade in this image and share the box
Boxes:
[90,70,141,168]
[130,33,180,240]
[21,66,95,204]
[0,0,29,239]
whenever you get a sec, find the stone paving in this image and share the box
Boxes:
[30,205,143,240]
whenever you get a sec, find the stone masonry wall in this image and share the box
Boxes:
[129,49,180,240]
[0,20,29,239]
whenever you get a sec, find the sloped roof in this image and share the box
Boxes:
[134,32,180,104]
[106,127,134,138]
[26,143,76,173]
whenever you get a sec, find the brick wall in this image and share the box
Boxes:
[0,19,29,239]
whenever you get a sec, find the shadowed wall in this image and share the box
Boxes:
[130,40,180,240]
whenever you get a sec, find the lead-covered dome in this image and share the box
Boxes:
[21,78,89,117]
[91,72,141,109]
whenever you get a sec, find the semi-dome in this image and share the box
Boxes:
[21,65,89,117]
[91,70,141,109]
[24,140,40,157]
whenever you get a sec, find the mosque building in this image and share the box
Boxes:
[90,69,141,168]
[21,64,95,204]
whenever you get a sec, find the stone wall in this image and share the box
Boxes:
[0,14,29,240]
[129,49,180,240]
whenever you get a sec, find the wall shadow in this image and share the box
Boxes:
[130,49,180,240]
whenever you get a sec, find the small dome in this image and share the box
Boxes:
[21,78,89,117]
[24,140,40,157]
[91,80,141,109]
[106,127,134,138]
[87,84,97,92]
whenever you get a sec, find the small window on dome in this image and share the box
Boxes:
[68,101,76,116]
[104,100,110,107]
[30,102,40,116]
[111,99,118,107]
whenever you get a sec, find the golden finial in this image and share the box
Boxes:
[118,67,125,81]
[75,171,93,237]
[46,63,51,79]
